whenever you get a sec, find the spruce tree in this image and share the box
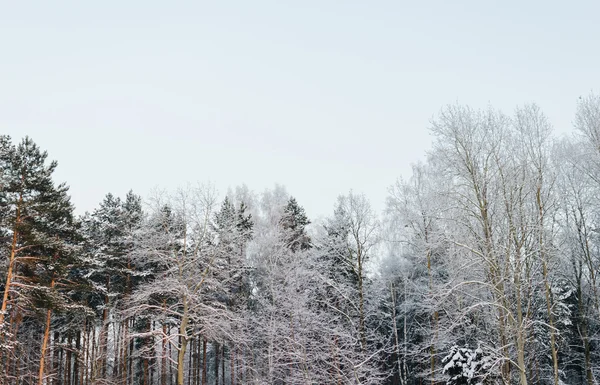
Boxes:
[280,197,311,252]
[81,190,145,382]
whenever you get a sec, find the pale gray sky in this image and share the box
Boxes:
[2,1,598,218]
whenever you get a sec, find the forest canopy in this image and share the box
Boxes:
[3,94,600,385]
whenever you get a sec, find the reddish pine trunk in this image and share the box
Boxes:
[0,193,22,330]
[38,278,55,385]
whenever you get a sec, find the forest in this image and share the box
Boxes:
[2,94,600,385]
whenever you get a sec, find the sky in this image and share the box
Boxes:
[1,1,599,219]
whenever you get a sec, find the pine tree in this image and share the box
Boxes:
[0,136,80,384]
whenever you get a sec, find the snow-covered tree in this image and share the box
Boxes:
[441,345,495,385]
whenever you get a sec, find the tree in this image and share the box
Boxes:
[333,192,378,350]
[81,190,145,382]
[280,197,311,252]
[211,196,254,385]
[304,191,385,384]
[385,162,451,385]
[554,101,600,385]
[441,345,495,385]
[0,136,80,385]
[126,184,226,385]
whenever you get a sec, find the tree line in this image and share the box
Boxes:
[2,93,600,385]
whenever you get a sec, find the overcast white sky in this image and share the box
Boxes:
[1,1,599,218]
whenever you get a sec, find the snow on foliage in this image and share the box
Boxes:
[442,345,493,385]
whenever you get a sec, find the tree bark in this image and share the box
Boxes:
[66,334,73,385]
[53,331,60,385]
[162,300,167,385]
[230,343,235,385]
[177,299,189,385]
[38,277,55,385]
[101,276,110,378]
[74,330,81,385]
[0,192,22,331]
[214,343,220,385]
[202,337,207,385]
[221,347,225,385]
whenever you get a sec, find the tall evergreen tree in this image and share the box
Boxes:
[0,136,80,384]
[279,197,311,252]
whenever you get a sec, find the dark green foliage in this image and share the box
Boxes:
[1,136,79,302]
[81,190,144,308]
[0,136,85,377]
[212,197,254,310]
[280,196,311,252]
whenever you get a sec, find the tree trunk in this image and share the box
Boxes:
[0,193,22,330]
[235,346,241,385]
[390,282,404,385]
[143,318,150,385]
[357,254,366,351]
[196,337,201,385]
[332,336,342,385]
[66,334,73,385]
[84,325,90,385]
[230,344,235,385]
[162,300,167,385]
[214,343,220,385]
[8,309,23,384]
[38,277,55,385]
[221,347,225,385]
[91,325,97,383]
[53,331,61,385]
[114,321,121,379]
[191,337,196,385]
[541,260,559,385]
[74,330,81,385]
[202,337,207,385]
[426,238,436,385]
[177,301,189,385]
[535,186,559,385]
[169,325,175,385]
[584,331,593,385]
[126,260,133,385]
[101,276,110,378]
[515,331,528,385]
[188,338,193,385]
[122,319,129,385]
